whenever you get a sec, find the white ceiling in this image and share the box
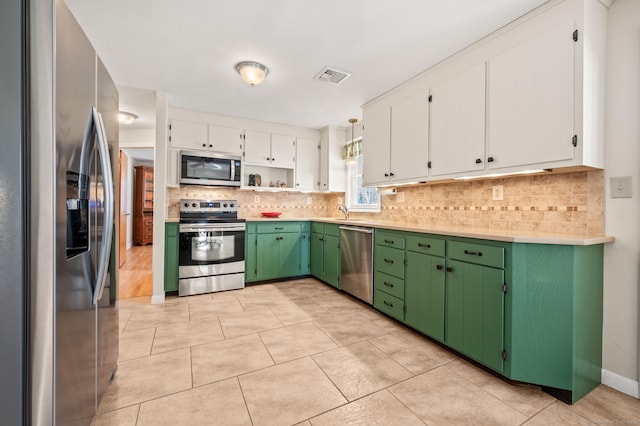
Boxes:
[66,0,550,130]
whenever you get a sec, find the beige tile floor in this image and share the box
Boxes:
[93,278,640,426]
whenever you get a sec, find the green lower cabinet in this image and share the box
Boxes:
[310,232,324,279]
[404,251,445,341]
[164,222,179,292]
[373,288,404,321]
[299,232,310,275]
[255,232,300,281]
[323,234,340,288]
[309,223,340,288]
[445,259,505,373]
[245,232,257,282]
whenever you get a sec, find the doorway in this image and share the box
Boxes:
[118,148,154,298]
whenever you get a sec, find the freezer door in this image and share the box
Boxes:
[96,57,119,406]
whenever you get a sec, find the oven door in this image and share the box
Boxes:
[178,222,245,279]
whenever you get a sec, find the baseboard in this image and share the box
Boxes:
[151,294,165,305]
[601,369,640,398]
[126,241,133,250]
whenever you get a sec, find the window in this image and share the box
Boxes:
[345,150,380,212]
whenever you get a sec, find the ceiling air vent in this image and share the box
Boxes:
[314,66,351,86]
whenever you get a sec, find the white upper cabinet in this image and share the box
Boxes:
[169,119,208,150]
[243,129,271,165]
[362,105,391,186]
[208,124,243,155]
[487,22,574,170]
[295,137,319,191]
[270,134,296,169]
[430,63,486,177]
[390,91,430,182]
[318,126,346,192]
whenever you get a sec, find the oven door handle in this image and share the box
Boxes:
[179,223,246,233]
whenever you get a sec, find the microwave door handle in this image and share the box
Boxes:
[230,160,235,181]
[91,107,115,306]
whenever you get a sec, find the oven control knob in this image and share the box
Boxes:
[230,203,235,208]
[192,202,197,208]
[223,203,228,208]
[183,202,189,208]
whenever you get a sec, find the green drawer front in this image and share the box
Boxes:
[375,245,405,279]
[448,241,504,269]
[257,222,300,234]
[374,289,404,321]
[311,222,324,234]
[246,222,257,234]
[406,234,445,256]
[374,270,404,299]
[324,223,341,237]
[375,230,406,249]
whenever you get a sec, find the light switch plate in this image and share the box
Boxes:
[492,185,504,201]
[254,195,260,204]
[307,197,312,205]
[610,176,632,198]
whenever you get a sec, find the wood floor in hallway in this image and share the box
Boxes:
[119,245,153,299]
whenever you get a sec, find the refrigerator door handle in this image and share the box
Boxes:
[92,107,114,306]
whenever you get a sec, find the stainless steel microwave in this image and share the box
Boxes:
[179,151,242,187]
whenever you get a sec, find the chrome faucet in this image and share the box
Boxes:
[338,204,349,220]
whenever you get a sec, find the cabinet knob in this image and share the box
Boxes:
[446,267,453,273]
[209,144,213,148]
[384,173,389,177]
[202,143,206,147]
[389,172,395,177]
[487,156,495,163]
[436,264,443,270]
[475,158,482,164]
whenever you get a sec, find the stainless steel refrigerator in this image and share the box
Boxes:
[0,0,120,424]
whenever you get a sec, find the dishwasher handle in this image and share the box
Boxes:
[339,226,373,234]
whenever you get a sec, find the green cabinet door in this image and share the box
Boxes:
[299,232,310,275]
[245,232,257,282]
[310,232,324,279]
[405,251,446,341]
[446,259,505,373]
[323,234,340,288]
[164,222,179,292]
[278,233,300,278]
[256,234,280,280]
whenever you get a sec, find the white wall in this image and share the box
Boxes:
[602,0,640,397]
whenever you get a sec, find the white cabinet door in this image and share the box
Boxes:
[390,91,430,182]
[270,133,296,169]
[318,126,346,192]
[209,125,243,155]
[362,105,391,186]
[243,129,271,165]
[295,137,319,191]
[430,63,486,176]
[169,119,208,151]
[488,22,574,170]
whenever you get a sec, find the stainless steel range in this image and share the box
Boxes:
[178,199,245,296]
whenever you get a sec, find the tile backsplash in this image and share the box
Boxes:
[166,170,604,236]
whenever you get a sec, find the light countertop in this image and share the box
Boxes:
[241,217,614,246]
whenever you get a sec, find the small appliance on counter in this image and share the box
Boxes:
[178,199,246,296]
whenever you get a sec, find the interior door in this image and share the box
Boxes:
[119,150,128,266]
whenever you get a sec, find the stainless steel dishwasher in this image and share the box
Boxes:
[340,226,374,304]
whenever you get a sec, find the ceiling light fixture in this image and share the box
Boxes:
[235,61,269,86]
[118,111,138,125]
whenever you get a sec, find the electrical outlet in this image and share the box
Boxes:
[254,195,260,204]
[610,176,632,198]
[492,185,504,201]
[396,192,405,202]
[307,197,312,205]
